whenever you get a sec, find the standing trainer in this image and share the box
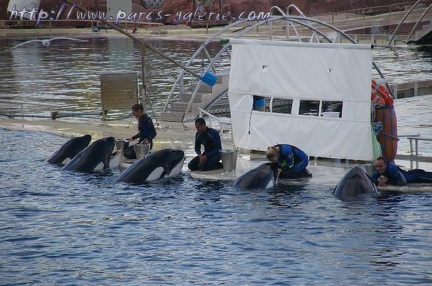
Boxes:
[124,103,157,159]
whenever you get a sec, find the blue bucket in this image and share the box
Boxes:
[200,72,217,86]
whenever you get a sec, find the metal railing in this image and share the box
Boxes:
[0,99,104,120]
[165,1,432,122]
[0,99,58,119]
[0,19,164,37]
[164,11,394,123]
[198,107,231,136]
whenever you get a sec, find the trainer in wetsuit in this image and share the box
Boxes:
[266,144,312,179]
[124,103,157,159]
[372,156,432,186]
[188,118,223,171]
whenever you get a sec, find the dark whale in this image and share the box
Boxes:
[113,148,185,184]
[62,137,115,172]
[333,166,379,200]
[47,134,92,165]
[233,163,274,189]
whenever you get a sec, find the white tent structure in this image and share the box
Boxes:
[228,39,375,161]
[7,0,41,15]
[106,0,132,23]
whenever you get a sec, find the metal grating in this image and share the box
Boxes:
[100,72,139,120]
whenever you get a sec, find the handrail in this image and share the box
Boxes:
[406,3,432,41]
[286,4,321,42]
[181,14,393,122]
[388,0,422,45]
[197,107,231,134]
[168,6,401,122]
[61,0,207,82]
[198,107,230,123]
[163,19,250,112]
[182,16,335,121]
[0,99,122,120]
[0,99,57,119]
[0,19,164,30]
[314,0,427,19]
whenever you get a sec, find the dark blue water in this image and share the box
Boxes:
[2,128,432,285]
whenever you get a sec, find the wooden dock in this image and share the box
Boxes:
[390,80,432,98]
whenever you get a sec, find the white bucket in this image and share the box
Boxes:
[115,139,129,152]
[220,149,237,172]
[134,143,150,159]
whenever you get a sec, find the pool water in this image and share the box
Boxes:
[2,33,432,285]
[1,128,432,285]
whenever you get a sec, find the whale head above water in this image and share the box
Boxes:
[46,134,92,165]
[333,166,379,201]
[114,148,185,184]
[233,163,274,189]
[62,137,116,173]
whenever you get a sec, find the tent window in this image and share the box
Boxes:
[299,100,319,116]
[321,101,343,118]
[253,96,293,114]
[298,100,343,117]
[271,98,293,114]
[253,96,267,111]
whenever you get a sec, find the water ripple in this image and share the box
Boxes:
[1,42,432,284]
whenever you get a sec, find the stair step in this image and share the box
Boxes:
[209,104,231,116]
[179,93,203,102]
[171,102,189,112]
[191,83,213,93]
[160,111,184,122]
[164,73,230,122]
[420,24,432,32]
[414,24,432,41]
[415,30,424,38]
[215,75,224,84]
[171,102,200,113]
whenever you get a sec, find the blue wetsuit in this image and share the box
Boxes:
[188,127,222,171]
[371,161,432,185]
[272,144,311,179]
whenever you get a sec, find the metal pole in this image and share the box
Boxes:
[406,3,432,42]
[388,0,421,45]
[140,44,160,126]
[140,44,147,112]
[62,0,203,80]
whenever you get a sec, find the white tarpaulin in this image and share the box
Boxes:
[228,39,374,161]
[7,0,40,14]
[106,0,132,22]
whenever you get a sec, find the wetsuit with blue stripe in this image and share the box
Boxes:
[371,161,432,185]
[272,144,311,179]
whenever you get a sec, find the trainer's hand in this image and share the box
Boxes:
[199,154,206,163]
[378,175,388,186]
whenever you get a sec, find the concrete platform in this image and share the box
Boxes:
[189,154,360,187]
[378,183,432,193]
[2,116,432,191]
